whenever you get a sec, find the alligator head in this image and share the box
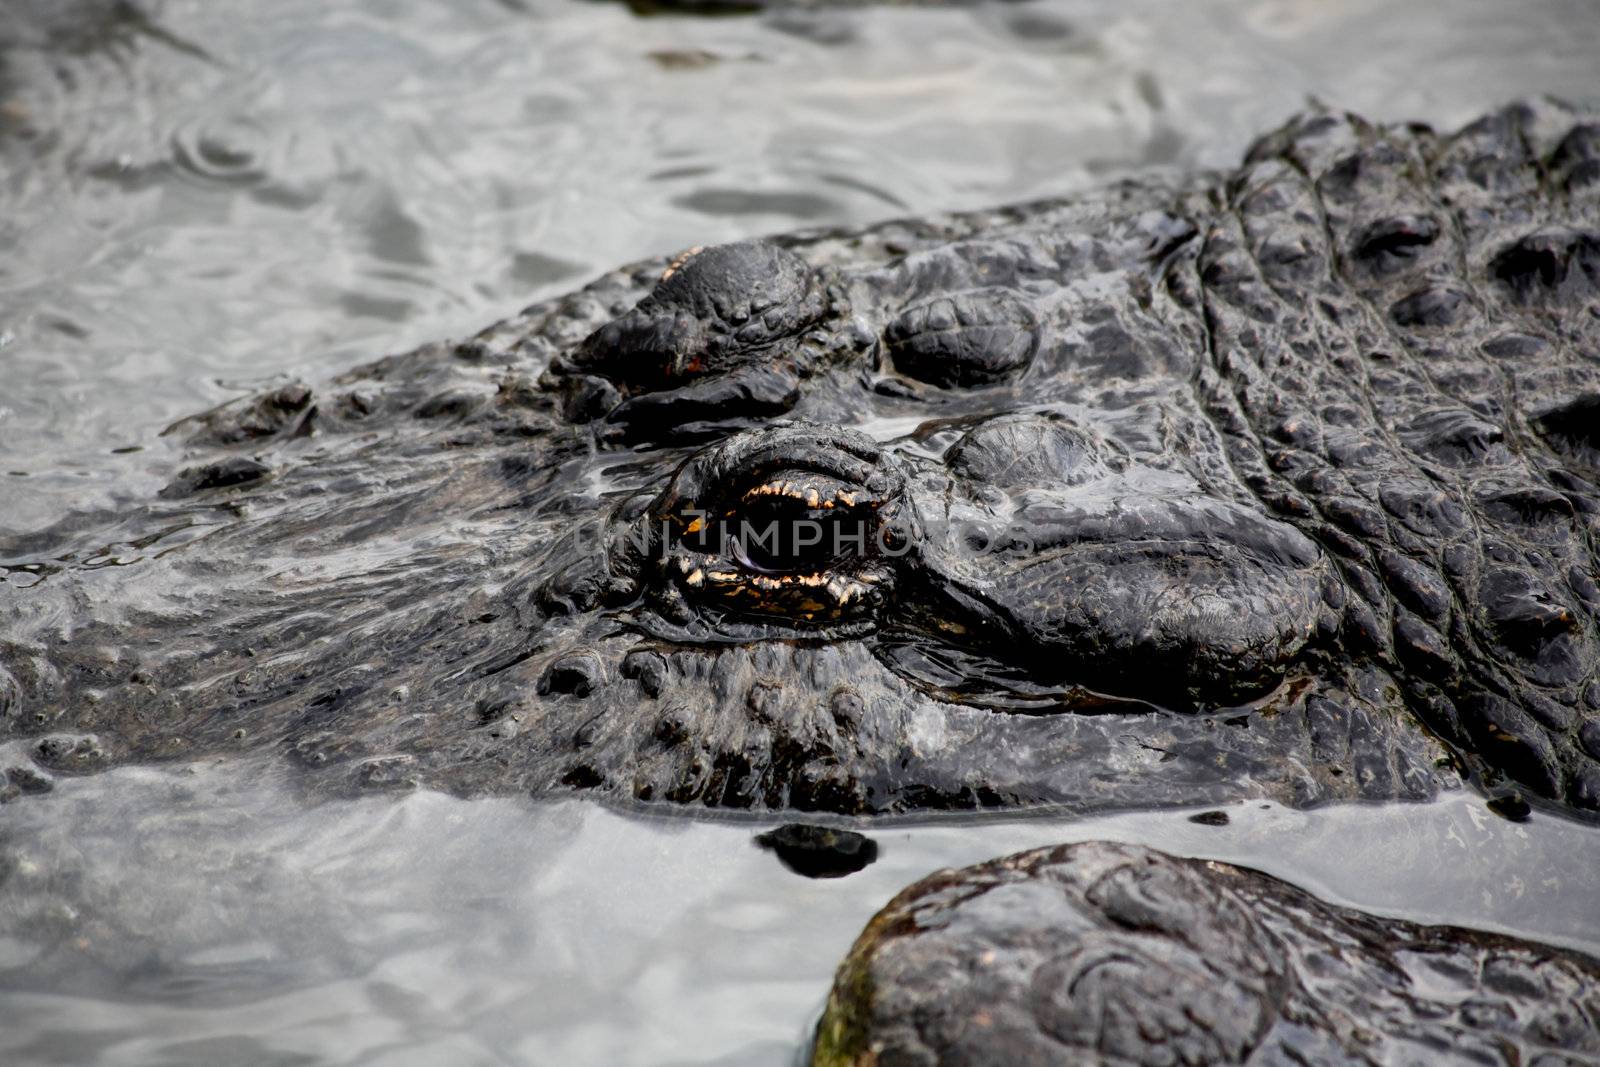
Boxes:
[5,101,1599,817]
[500,411,1368,813]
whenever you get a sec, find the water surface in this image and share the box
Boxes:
[1,762,1598,1066]
[5,0,1600,533]
[3,0,1600,1063]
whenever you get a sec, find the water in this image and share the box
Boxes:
[0,763,1597,1066]
[2,0,1600,1062]
[5,0,1600,533]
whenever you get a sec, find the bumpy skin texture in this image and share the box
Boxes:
[3,101,1598,816]
[811,841,1600,1066]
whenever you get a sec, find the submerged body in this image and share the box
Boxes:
[812,840,1600,1065]
[3,101,1600,820]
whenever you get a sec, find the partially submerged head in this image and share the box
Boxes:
[15,103,1600,817]
[486,407,1360,813]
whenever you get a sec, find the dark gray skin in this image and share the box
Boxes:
[4,100,1600,819]
[811,841,1600,1066]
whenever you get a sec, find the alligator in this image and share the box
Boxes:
[3,99,1600,821]
[811,840,1600,1065]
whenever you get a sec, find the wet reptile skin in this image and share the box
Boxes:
[4,101,1600,820]
[811,841,1600,1065]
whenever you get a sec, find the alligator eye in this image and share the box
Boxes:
[643,426,908,629]
[731,476,877,576]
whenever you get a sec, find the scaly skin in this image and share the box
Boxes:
[811,841,1600,1066]
[3,101,1598,817]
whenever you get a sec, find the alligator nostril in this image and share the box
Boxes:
[538,653,604,697]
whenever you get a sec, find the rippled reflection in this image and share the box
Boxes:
[3,1,1600,1062]
[3,0,1600,537]
[0,763,1596,1065]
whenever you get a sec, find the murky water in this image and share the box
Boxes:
[3,0,1600,1063]
[0,763,1598,1066]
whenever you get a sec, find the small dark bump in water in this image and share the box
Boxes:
[1136,71,1163,111]
[647,164,716,183]
[1003,10,1078,42]
[48,316,89,339]
[767,12,856,47]
[755,824,878,879]
[1487,793,1532,822]
[339,292,413,323]
[624,0,761,14]
[110,445,143,454]
[1188,809,1230,826]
